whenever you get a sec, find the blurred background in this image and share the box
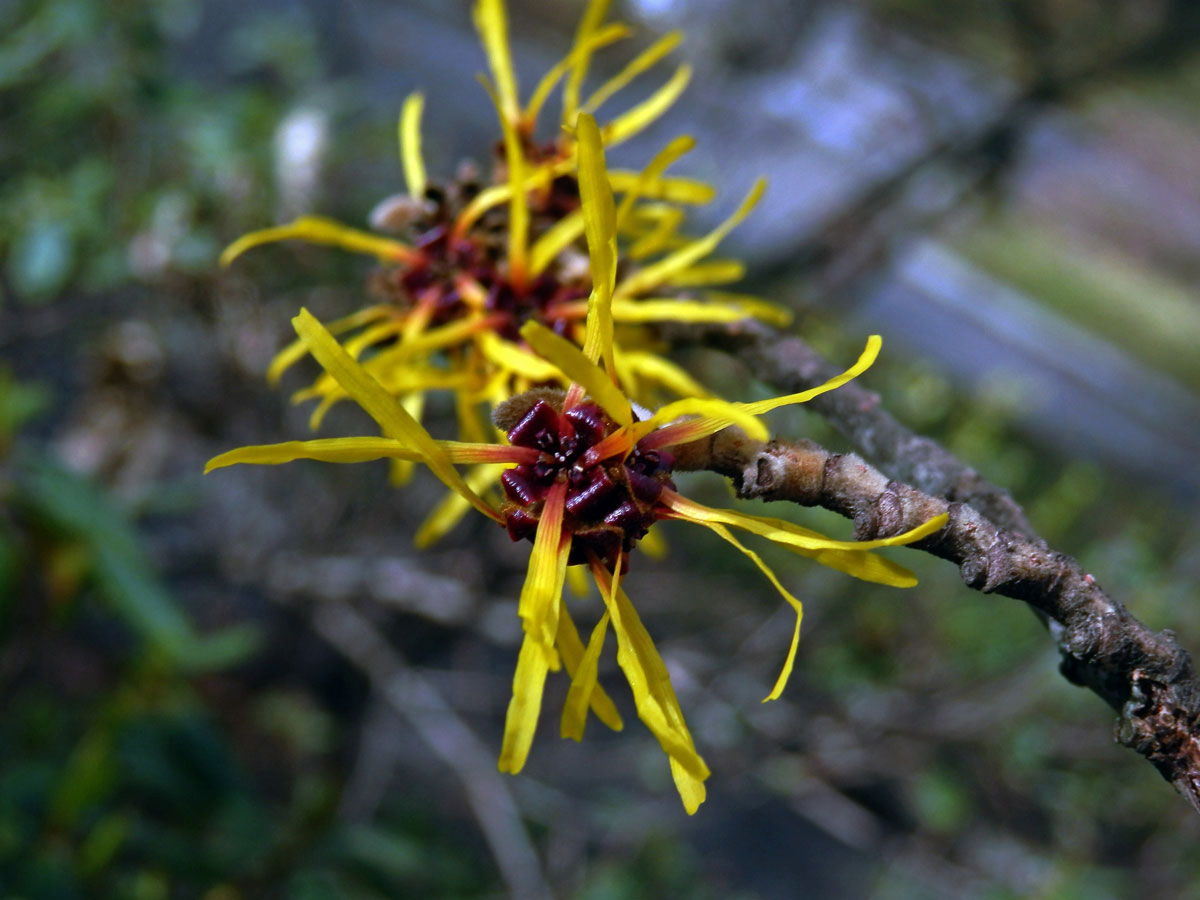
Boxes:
[4,0,1200,897]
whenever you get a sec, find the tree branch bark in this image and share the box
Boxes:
[667,322,1200,813]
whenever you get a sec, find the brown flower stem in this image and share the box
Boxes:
[672,428,1200,813]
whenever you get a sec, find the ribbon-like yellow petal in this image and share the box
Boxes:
[563,0,613,125]
[293,309,501,523]
[561,610,613,741]
[608,172,715,205]
[220,216,417,267]
[205,437,421,473]
[529,208,585,277]
[602,64,692,147]
[616,178,765,298]
[525,23,630,130]
[583,31,682,115]
[415,463,507,548]
[477,331,569,383]
[267,305,393,386]
[500,483,572,773]
[399,91,426,198]
[662,259,746,287]
[591,561,709,813]
[614,135,694,230]
[576,113,618,374]
[739,335,881,415]
[702,523,805,701]
[473,0,519,124]
[633,396,769,444]
[558,605,624,731]
[520,321,632,428]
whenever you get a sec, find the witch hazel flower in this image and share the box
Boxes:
[217,0,789,546]
[206,115,948,813]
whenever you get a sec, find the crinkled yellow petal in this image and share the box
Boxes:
[498,635,552,774]
[609,172,715,206]
[561,610,614,741]
[478,331,567,383]
[591,561,709,813]
[629,206,686,258]
[663,489,947,556]
[473,0,519,124]
[739,335,881,415]
[614,135,694,230]
[490,83,530,288]
[704,291,794,327]
[611,299,760,325]
[563,0,613,125]
[220,216,416,267]
[516,481,569,653]
[616,178,765,298]
[500,485,572,774]
[622,351,713,402]
[399,92,426,198]
[602,64,692,147]
[664,259,746,287]
[389,391,425,486]
[703,522,804,701]
[520,321,632,428]
[525,23,630,130]
[583,31,682,115]
[267,305,393,386]
[566,564,591,597]
[576,113,617,374]
[204,437,423,473]
[293,309,501,523]
[415,463,506,548]
[633,397,769,444]
[558,604,623,730]
[529,209,585,277]
[454,159,570,236]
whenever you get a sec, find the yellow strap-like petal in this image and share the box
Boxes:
[628,206,686,258]
[563,0,613,125]
[558,605,623,731]
[205,437,422,473]
[663,259,746,287]
[703,523,805,701]
[473,0,519,124]
[591,561,710,812]
[399,92,426,198]
[740,335,881,415]
[267,305,392,386]
[415,463,506,548]
[389,391,425,486]
[616,178,765,298]
[520,321,632,428]
[498,635,552,774]
[582,31,682,115]
[220,216,416,267]
[614,135,694,231]
[633,396,769,444]
[622,351,713,402]
[529,208,585,277]
[525,23,629,130]
[561,610,613,741]
[704,291,794,327]
[663,490,948,554]
[454,158,570,237]
[610,298,759,325]
[601,64,691,147]
[576,113,617,374]
[500,483,572,773]
[293,309,501,523]
[476,331,567,384]
[608,172,715,205]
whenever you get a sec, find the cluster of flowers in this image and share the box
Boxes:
[208,0,945,814]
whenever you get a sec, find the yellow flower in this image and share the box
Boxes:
[219,0,789,545]
[206,115,949,814]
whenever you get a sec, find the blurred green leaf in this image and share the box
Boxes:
[16,454,259,670]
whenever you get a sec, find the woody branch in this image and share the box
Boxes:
[666,321,1200,814]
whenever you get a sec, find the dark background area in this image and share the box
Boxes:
[4,0,1200,897]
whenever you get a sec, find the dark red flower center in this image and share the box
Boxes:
[499,398,676,572]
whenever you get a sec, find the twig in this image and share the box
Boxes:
[307,600,552,900]
[672,428,1200,812]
